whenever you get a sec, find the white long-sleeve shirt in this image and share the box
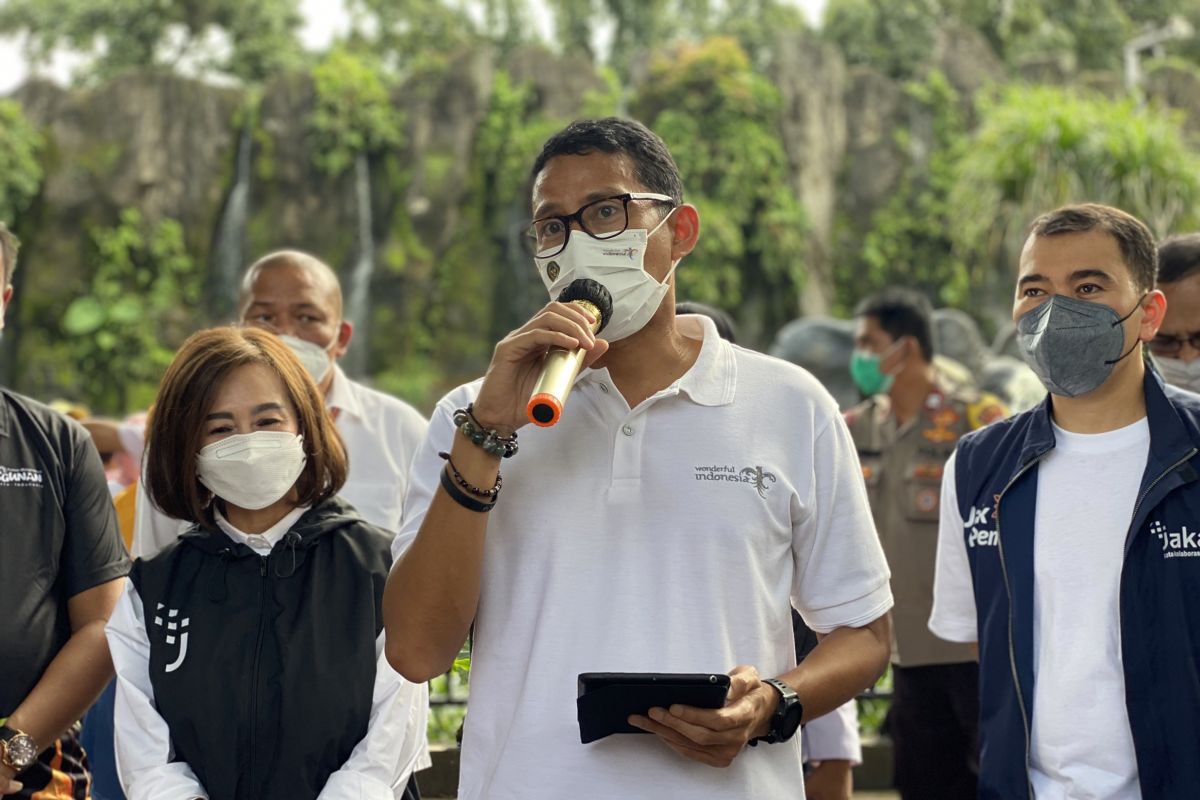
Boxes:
[801,700,862,765]
[106,512,430,799]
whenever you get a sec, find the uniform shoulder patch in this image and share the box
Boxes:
[967,394,1009,430]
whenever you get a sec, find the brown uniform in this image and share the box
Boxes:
[845,378,1007,666]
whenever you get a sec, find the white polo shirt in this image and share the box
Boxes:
[132,366,428,557]
[325,365,429,533]
[394,314,892,800]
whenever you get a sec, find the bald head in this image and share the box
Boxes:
[237,250,353,385]
[238,250,343,319]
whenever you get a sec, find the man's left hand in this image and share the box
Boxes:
[628,665,777,768]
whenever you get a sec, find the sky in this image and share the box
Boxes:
[0,0,828,95]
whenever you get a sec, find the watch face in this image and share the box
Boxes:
[779,701,804,741]
[5,733,37,769]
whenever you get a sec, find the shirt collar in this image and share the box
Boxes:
[0,391,10,438]
[579,313,737,407]
[325,364,363,421]
[214,504,309,554]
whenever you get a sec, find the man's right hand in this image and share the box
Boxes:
[472,301,608,432]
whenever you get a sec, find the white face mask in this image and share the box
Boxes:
[534,213,678,342]
[1153,354,1200,394]
[196,431,307,511]
[280,334,335,384]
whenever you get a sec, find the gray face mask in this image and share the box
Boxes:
[1016,294,1144,398]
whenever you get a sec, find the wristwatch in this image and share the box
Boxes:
[0,725,37,772]
[748,678,804,746]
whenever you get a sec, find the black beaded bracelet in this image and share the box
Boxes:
[439,452,502,500]
[439,467,496,513]
[453,404,519,458]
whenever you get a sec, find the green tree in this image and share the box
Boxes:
[950,85,1200,311]
[822,0,942,79]
[633,37,806,345]
[345,0,478,71]
[0,101,43,223]
[0,0,304,83]
[308,48,404,177]
[842,71,973,311]
[548,0,597,60]
[60,209,202,413]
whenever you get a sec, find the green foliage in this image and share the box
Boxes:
[822,0,942,79]
[951,85,1200,287]
[61,209,202,413]
[824,0,1200,77]
[634,37,806,342]
[346,0,479,71]
[841,71,972,311]
[308,48,404,176]
[0,101,44,223]
[0,0,304,83]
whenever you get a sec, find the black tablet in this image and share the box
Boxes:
[576,672,732,744]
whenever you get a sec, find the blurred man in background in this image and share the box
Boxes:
[845,288,1007,800]
[1150,233,1200,392]
[0,221,130,799]
[132,249,428,556]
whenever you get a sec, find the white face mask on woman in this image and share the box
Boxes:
[534,213,678,342]
[195,431,306,510]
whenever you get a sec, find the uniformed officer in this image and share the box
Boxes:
[844,288,1006,800]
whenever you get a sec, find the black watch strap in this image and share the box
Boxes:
[748,677,803,747]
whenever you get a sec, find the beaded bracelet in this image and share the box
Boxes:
[439,467,495,513]
[439,452,502,501]
[453,404,519,458]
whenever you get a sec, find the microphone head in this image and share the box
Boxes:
[557,279,614,335]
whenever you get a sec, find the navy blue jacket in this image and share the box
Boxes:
[954,371,1200,800]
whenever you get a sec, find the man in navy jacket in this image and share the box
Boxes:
[930,203,1200,800]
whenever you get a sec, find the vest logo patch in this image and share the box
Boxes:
[154,603,190,672]
[0,465,43,488]
[693,464,778,498]
[965,505,998,548]
[1150,520,1200,559]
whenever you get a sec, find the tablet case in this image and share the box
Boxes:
[576,672,732,744]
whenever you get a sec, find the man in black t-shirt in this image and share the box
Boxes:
[0,222,130,798]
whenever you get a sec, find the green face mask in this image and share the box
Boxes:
[850,348,895,396]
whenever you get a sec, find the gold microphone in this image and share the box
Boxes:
[527,279,614,427]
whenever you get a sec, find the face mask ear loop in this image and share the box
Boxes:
[648,207,681,287]
[1111,293,1149,326]
[1104,293,1150,365]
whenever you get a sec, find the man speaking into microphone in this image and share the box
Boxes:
[383,118,892,799]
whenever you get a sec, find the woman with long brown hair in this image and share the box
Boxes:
[104,327,427,800]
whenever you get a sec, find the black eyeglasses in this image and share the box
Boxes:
[524,193,676,258]
[1148,332,1200,356]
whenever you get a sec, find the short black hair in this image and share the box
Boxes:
[1029,203,1158,293]
[0,222,18,285]
[1158,233,1200,285]
[854,288,935,362]
[530,118,684,204]
[676,301,737,343]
